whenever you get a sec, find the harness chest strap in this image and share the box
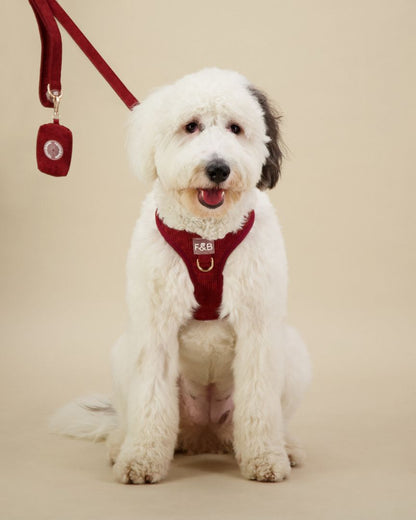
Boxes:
[155,211,255,320]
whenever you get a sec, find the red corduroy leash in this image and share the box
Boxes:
[28,0,139,176]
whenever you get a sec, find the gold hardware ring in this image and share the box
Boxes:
[196,257,214,272]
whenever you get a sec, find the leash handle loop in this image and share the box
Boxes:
[28,0,62,107]
[28,0,139,110]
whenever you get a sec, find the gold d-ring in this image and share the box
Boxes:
[196,257,214,272]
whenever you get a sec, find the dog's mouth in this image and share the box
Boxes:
[197,189,225,209]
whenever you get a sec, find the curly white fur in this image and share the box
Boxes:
[50,68,311,484]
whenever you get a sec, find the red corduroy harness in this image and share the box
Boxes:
[156,211,255,320]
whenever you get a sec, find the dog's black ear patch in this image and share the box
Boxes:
[249,87,283,190]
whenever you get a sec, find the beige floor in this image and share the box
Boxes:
[2,0,416,518]
[1,300,414,520]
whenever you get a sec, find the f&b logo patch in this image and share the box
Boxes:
[193,238,215,255]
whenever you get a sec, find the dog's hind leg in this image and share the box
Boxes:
[106,427,125,465]
[281,324,312,467]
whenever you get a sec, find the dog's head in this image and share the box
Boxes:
[128,68,282,218]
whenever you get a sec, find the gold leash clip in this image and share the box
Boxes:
[47,84,63,120]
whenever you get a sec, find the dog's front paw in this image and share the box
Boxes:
[113,446,171,484]
[239,450,291,482]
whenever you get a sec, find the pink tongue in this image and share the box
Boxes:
[200,189,224,206]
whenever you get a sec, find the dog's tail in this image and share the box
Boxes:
[49,394,117,442]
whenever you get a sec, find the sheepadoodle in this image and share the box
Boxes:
[51,68,311,484]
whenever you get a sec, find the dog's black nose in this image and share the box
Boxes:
[206,160,230,184]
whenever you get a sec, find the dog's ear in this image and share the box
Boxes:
[249,87,283,190]
[127,88,166,183]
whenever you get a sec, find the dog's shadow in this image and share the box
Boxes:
[168,453,240,482]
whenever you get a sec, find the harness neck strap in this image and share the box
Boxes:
[155,211,255,320]
[28,0,139,110]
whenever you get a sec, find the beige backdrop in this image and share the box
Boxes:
[1,1,415,519]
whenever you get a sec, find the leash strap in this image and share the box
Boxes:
[28,0,139,109]
[28,0,139,176]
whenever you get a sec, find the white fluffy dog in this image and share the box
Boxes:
[51,68,311,484]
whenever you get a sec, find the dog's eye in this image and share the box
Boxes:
[230,124,242,135]
[185,121,199,134]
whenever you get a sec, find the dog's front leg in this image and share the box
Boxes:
[232,321,291,482]
[113,329,179,485]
